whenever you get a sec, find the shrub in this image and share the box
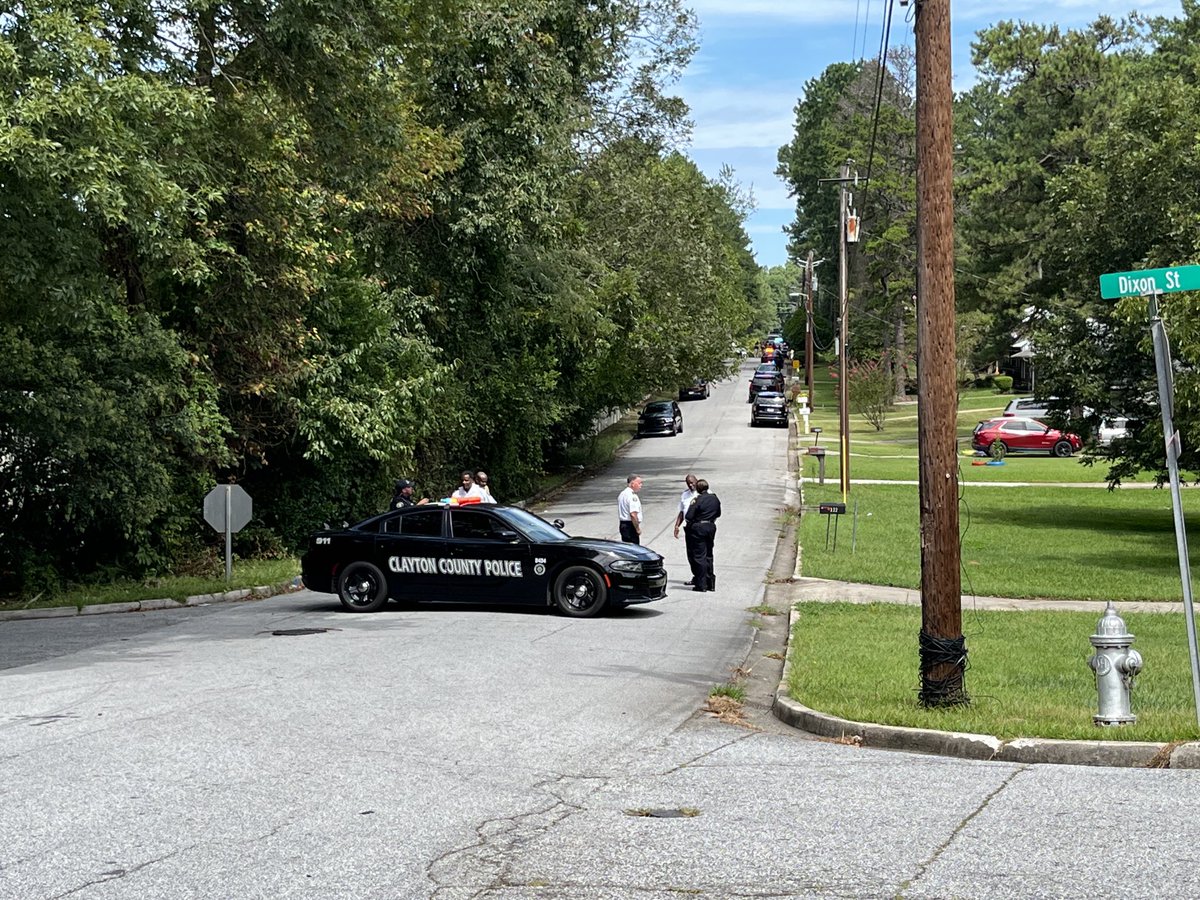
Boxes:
[993,375,1013,393]
[848,356,896,431]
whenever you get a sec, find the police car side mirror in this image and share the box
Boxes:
[552,519,566,530]
[496,529,521,542]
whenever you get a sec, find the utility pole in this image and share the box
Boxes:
[805,250,815,411]
[837,161,851,501]
[818,163,856,502]
[915,0,967,706]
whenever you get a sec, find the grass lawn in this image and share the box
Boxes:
[787,602,1200,742]
[0,557,301,612]
[799,481,1197,602]
[797,368,1192,601]
[802,376,1148,485]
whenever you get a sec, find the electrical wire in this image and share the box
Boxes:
[863,0,896,199]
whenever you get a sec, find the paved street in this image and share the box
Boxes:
[4,363,1200,898]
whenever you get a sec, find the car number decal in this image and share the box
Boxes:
[389,556,524,578]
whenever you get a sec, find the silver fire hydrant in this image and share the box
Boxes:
[1087,601,1143,726]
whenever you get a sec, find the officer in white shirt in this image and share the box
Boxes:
[617,474,644,543]
[673,473,699,584]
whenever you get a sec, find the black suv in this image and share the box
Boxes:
[751,391,789,427]
[748,370,783,402]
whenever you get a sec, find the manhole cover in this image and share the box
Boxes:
[271,628,330,636]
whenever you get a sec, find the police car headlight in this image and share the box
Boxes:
[609,559,643,573]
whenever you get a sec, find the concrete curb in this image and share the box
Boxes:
[774,607,1200,769]
[0,578,302,623]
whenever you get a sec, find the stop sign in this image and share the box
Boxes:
[203,484,253,533]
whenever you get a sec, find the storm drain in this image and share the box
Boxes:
[271,627,332,636]
[624,807,701,818]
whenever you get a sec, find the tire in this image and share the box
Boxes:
[990,441,1008,460]
[1052,440,1073,458]
[750,418,758,427]
[553,565,608,617]
[677,420,683,434]
[337,561,390,613]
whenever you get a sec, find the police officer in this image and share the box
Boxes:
[684,479,721,591]
[617,474,644,544]
[390,479,429,509]
[673,473,699,585]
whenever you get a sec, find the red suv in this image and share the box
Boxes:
[971,417,1082,458]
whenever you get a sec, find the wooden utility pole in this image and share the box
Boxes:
[837,162,851,501]
[915,0,967,706]
[805,250,815,411]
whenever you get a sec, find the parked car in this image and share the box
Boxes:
[749,370,783,401]
[679,378,710,401]
[1098,417,1129,446]
[972,416,1082,457]
[301,504,667,616]
[637,400,683,437]
[1003,396,1067,420]
[750,391,789,427]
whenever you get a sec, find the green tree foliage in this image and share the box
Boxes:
[952,9,1200,483]
[0,0,758,592]
[777,51,917,399]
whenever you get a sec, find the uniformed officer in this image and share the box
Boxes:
[617,474,643,544]
[390,478,429,509]
[683,479,721,591]
[673,473,699,585]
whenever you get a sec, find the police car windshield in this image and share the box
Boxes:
[494,507,570,542]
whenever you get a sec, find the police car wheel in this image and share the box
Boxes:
[337,561,389,613]
[553,565,608,618]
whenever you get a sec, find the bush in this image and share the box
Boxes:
[992,375,1013,393]
[848,356,895,431]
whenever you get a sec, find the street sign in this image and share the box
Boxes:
[203,484,252,533]
[204,484,252,582]
[1099,265,1200,299]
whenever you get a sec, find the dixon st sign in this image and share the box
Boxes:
[1099,264,1200,299]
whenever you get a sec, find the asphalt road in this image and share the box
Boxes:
[4,362,1200,899]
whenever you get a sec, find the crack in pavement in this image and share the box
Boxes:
[895,764,1029,896]
[426,773,607,898]
[50,844,197,899]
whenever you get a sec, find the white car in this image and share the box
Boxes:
[1003,396,1057,419]
[1098,417,1129,446]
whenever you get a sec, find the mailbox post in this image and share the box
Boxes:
[806,446,827,484]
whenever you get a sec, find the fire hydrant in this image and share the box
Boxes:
[1087,601,1143,726]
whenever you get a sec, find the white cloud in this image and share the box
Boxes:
[679,84,799,149]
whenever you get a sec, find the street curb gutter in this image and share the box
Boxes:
[774,608,1200,769]
[0,579,301,623]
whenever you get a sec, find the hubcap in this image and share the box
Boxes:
[563,576,596,610]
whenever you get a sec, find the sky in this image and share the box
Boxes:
[676,0,1185,270]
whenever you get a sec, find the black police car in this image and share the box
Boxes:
[301,503,667,617]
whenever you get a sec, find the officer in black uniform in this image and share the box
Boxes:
[390,478,429,509]
[684,479,721,591]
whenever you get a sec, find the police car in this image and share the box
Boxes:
[301,502,668,616]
